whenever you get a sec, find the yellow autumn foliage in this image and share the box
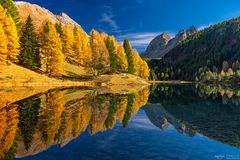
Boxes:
[90,29,110,73]
[73,26,92,66]
[40,20,65,76]
[0,5,20,63]
[0,104,19,159]
[0,23,8,64]
[117,45,128,73]
[62,25,74,62]
[39,92,64,145]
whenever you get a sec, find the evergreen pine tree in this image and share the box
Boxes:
[107,36,128,73]
[0,0,21,30]
[123,39,134,74]
[17,97,40,150]
[123,94,134,128]
[19,16,41,70]
[105,37,118,73]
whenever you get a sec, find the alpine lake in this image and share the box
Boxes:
[1,84,240,160]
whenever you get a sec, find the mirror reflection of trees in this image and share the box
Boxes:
[0,104,19,160]
[18,97,40,150]
[149,84,240,106]
[0,87,150,159]
[147,84,240,148]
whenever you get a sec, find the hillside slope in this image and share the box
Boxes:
[0,63,94,87]
[148,17,240,80]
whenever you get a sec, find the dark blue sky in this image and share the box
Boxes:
[16,0,240,52]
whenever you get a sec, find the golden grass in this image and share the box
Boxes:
[95,73,150,94]
[63,62,93,78]
[0,87,52,106]
[0,63,94,87]
[0,63,149,107]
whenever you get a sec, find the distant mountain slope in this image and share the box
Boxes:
[15,1,80,30]
[142,26,197,58]
[148,17,240,80]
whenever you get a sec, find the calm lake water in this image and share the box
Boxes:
[1,84,240,160]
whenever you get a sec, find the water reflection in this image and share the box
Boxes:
[147,84,240,147]
[1,84,240,159]
[0,88,149,159]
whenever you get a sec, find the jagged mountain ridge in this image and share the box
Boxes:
[142,26,198,58]
[15,1,80,30]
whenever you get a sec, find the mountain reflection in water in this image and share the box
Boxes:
[147,84,240,147]
[0,84,240,160]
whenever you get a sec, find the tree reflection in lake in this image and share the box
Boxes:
[0,87,149,159]
[1,84,240,160]
[147,84,240,147]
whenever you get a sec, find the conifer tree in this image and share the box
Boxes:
[62,25,74,62]
[123,39,134,74]
[140,61,150,79]
[105,37,118,73]
[55,22,63,39]
[100,32,108,41]
[0,23,8,64]
[107,36,128,73]
[73,26,92,66]
[123,94,134,128]
[90,29,110,74]
[40,20,64,76]
[0,0,21,30]
[132,49,141,76]
[0,6,20,63]
[117,45,128,73]
[5,15,20,63]
[19,16,41,70]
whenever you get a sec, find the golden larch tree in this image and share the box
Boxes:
[5,15,19,63]
[62,25,74,63]
[0,23,8,64]
[140,60,150,79]
[73,26,92,66]
[117,45,128,73]
[39,91,64,145]
[132,49,141,76]
[40,20,65,76]
[0,6,20,63]
[90,29,110,74]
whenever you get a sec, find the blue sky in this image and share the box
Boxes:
[16,0,240,52]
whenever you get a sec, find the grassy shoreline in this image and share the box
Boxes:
[149,80,196,84]
[0,63,149,88]
[0,75,149,107]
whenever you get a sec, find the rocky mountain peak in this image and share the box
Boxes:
[187,25,198,35]
[161,32,171,40]
[142,32,171,58]
[15,1,80,31]
[56,12,80,29]
[175,29,187,41]
[142,26,198,58]
[59,12,68,17]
